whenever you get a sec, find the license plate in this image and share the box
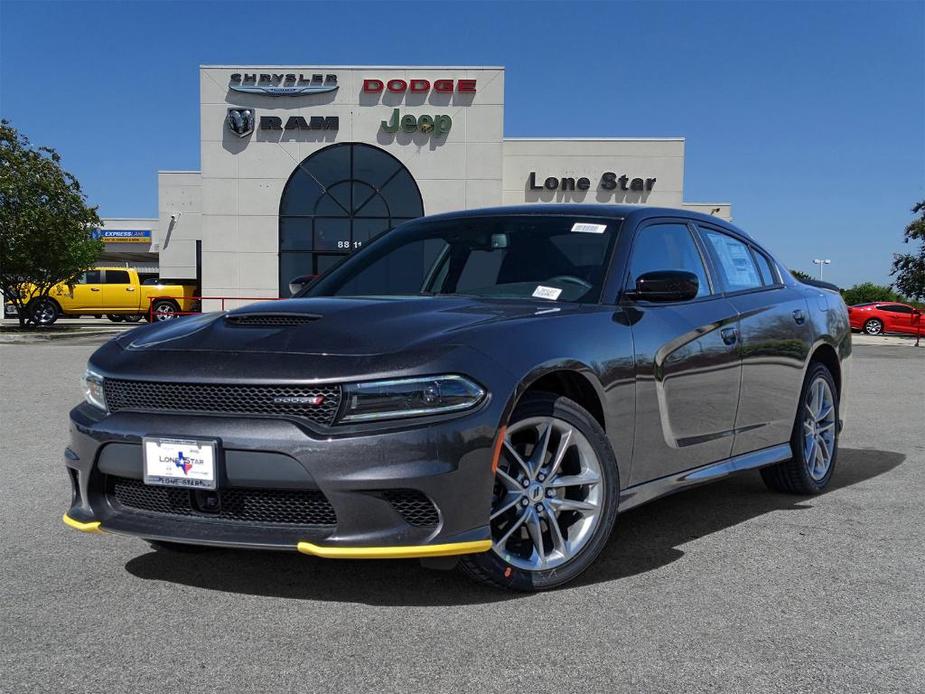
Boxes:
[143,437,217,489]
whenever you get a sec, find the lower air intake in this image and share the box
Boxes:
[382,490,440,527]
[107,476,337,526]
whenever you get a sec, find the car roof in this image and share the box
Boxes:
[416,204,753,240]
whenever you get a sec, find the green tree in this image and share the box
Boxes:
[789,269,814,282]
[840,282,903,307]
[891,200,925,301]
[0,120,102,327]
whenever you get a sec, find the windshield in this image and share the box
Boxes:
[304,215,620,303]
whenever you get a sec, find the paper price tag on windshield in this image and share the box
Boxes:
[571,223,607,234]
[533,285,562,300]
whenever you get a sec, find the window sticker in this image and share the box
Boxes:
[532,285,562,300]
[571,222,607,234]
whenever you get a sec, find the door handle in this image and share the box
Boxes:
[126,287,135,292]
[793,309,806,325]
[90,287,100,292]
[720,327,738,346]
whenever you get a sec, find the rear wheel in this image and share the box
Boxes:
[761,362,839,494]
[27,298,59,326]
[460,392,619,591]
[863,318,883,335]
[107,314,124,322]
[124,314,143,323]
[148,300,179,322]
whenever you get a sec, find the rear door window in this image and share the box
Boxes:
[699,228,763,292]
[104,270,131,284]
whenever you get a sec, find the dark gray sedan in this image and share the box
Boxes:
[64,205,850,591]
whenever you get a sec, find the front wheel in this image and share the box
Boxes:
[761,362,839,494]
[460,392,619,591]
[863,318,883,335]
[27,298,59,326]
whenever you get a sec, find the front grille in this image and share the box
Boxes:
[383,490,440,527]
[104,379,341,425]
[225,313,321,327]
[108,477,337,526]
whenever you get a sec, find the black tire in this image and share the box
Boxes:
[147,540,214,554]
[761,362,839,494]
[107,314,124,322]
[863,318,883,336]
[459,392,619,591]
[148,299,179,322]
[27,297,59,326]
[124,314,143,323]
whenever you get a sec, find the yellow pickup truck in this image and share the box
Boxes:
[6,268,198,325]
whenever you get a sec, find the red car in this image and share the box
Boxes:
[848,302,923,336]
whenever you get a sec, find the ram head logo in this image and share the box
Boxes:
[227,108,256,138]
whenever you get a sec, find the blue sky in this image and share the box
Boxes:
[1,0,922,288]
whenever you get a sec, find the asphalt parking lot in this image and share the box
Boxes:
[1,339,923,693]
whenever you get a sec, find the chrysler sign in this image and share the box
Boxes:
[229,73,339,96]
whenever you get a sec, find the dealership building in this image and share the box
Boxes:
[109,65,730,304]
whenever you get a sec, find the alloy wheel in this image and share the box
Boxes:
[489,416,604,571]
[154,304,177,321]
[802,376,836,481]
[31,300,56,325]
[864,319,882,335]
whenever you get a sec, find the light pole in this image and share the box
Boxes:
[812,258,831,280]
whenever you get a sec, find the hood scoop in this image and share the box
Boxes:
[224,312,322,328]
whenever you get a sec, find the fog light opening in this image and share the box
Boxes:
[192,490,221,514]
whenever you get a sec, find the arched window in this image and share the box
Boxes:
[278,143,424,296]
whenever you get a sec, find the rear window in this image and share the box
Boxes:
[751,249,779,286]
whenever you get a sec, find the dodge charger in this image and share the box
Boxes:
[63,205,851,591]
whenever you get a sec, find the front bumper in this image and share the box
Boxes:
[64,401,503,557]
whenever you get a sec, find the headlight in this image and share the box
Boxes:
[81,368,107,412]
[339,375,485,423]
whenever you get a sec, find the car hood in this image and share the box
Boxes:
[119,296,582,356]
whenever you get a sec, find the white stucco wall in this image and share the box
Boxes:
[156,171,202,279]
[502,138,686,208]
[197,65,504,299]
[148,64,733,302]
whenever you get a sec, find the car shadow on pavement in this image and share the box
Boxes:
[124,447,903,605]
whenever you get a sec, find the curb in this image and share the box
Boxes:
[0,329,127,344]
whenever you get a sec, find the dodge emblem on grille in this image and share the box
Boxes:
[272,395,325,406]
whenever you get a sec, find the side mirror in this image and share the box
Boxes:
[288,274,317,296]
[627,270,700,303]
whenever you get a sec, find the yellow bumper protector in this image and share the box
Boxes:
[296,539,491,559]
[62,514,103,534]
